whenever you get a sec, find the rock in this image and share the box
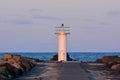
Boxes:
[0,75,8,80]
[33,58,41,62]
[95,59,102,63]
[18,62,26,72]
[4,53,13,61]
[0,66,6,73]
[13,68,22,77]
[6,59,16,64]
[111,64,120,72]
[0,63,13,79]
[13,55,21,62]
[4,63,22,78]
[51,54,58,61]
[22,57,41,62]
[12,63,23,70]
[67,53,73,61]
[2,63,15,78]
[50,53,73,61]
[0,53,38,79]
[106,61,118,68]
[21,61,31,71]
[101,56,120,63]
[28,62,35,68]
[0,59,5,64]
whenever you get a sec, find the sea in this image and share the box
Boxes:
[0,52,120,62]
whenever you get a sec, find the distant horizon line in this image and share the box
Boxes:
[0,51,120,53]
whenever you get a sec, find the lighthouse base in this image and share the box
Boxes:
[50,53,73,61]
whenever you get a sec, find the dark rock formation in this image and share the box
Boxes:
[0,53,40,80]
[101,56,120,63]
[67,53,73,61]
[97,55,120,72]
[111,64,120,71]
[95,59,102,63]
[50,53,73,61]
[51,54,58,61]
[4,53,13,60]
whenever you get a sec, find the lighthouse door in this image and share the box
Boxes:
[60,50,65,61]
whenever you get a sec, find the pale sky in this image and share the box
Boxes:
[0,0,120,52]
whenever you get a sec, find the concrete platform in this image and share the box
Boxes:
[59,62,89,80]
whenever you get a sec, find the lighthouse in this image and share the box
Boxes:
[55,24,70,62]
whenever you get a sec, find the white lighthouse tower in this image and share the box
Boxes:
[55,24,70,62]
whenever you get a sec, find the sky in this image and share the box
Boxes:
[0,0,120,52]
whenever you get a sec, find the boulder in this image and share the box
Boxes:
[3,63,16,78]
[0,63,13,79]
[11,63,23,70]
[101,56,120,63]
[18,62,26,72]
[4,53,13,60]
[95,59,102,63]
[13,68,22,77]
[6,59,16,64]
[0,59,5,64]
[5,63,22,77]
[0,66,8,75]
[22,57,41,62]
[111,64,120,72]
[0,62,23,78]
[51,54,58,61]
[0,53,38,79]
[106,61,118,68]
[0,64,7,79]
[13,55,21,62]
[28,62,35,68]
[67,53,73,61]
[0,75,8,80]
[21,61,31,71]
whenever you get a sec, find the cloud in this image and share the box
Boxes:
[0,30,7,33]
[1,19,34,25]
[29,9,43,12]
[0,13,34,25]
[83,18,96,22]
[33,15,63,21]
[107,11,120,16]
[99,22,111,26]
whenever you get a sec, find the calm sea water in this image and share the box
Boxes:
[0,52,120,62]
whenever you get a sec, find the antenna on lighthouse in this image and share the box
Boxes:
[55,24,70,62]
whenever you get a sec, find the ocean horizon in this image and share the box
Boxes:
[0,52,120,62]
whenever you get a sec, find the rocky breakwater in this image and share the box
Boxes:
[0,53,40,80]
[100,55,120,71]
[81,55,120,80]
[94,55,120,80]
